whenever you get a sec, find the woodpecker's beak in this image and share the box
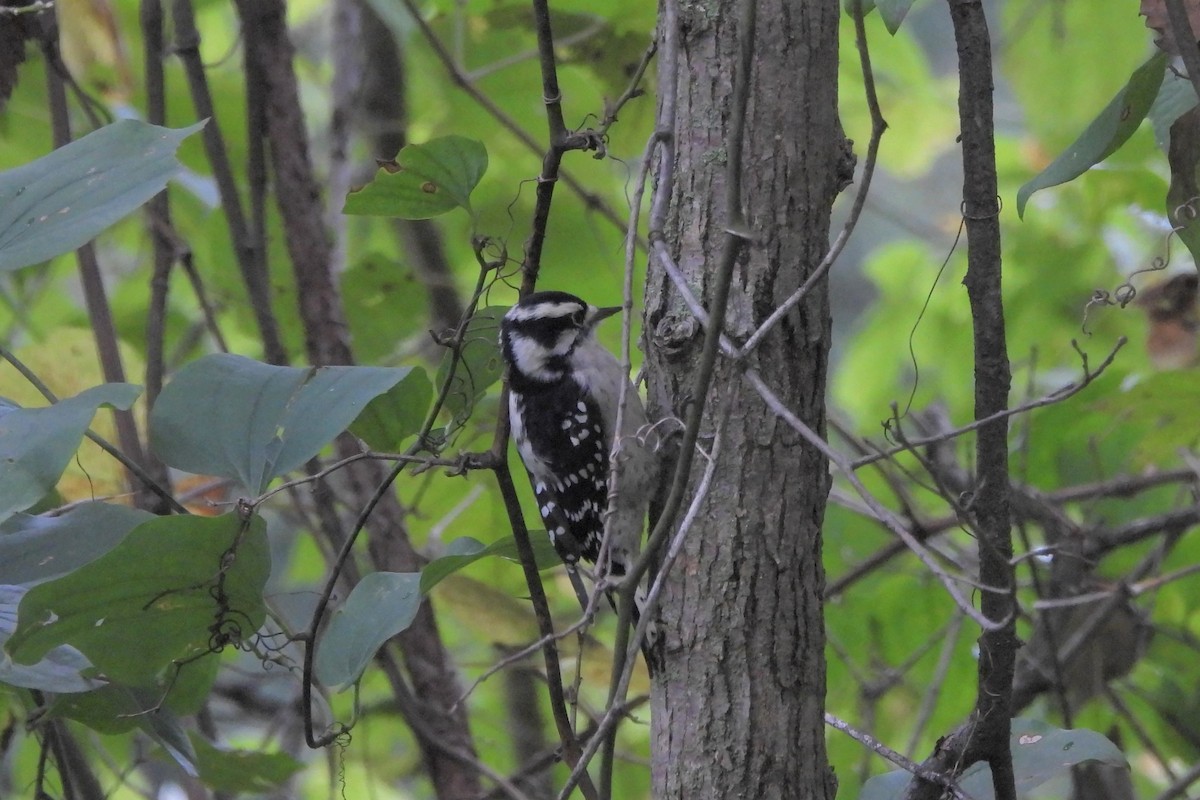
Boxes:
[589,305,622,327]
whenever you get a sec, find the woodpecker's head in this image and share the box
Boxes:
[500,291,620,385]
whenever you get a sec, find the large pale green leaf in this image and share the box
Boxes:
[860,718,1127,799]
[343,136,488,219]
[6,513,269,686]
[0,585,102,693]
[0,502,153,586]
[314,571,422,691]
[150,354,411,494]
[0,120,206,272]
[1018,52,1168,217]
[0,383,142,522]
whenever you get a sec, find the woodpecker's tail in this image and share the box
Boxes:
[601,582,661,676]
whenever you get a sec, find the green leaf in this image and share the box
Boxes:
[0,502,153,586]
[436,307,506,435]
[340,254,430,364]
[0,585,103,693]
[1097,371,1200,463]
[1166,108,1200,267]
[1148,67,1200,152]
[1017,52,1167,217]
[53,684,200,776]
[6,513,270,686]
[51,655,218,728]
[860,718,1127,799]
[877,0,916,33]
[419,534,561,594]
[343,136,488,219]
[0,120,206,272]
[348,366,433,451]
[150,354,411,494]
[0,383,142,522]
[315,571,422,691]
[190,733,303,793]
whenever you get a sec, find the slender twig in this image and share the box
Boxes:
[596,42,658,136]
[452,581,607,711]
[42,37,157,507]
[171,0,289,365]
[651,240,738,355]
[1041,466,1197,504]
[252,450,463,507]
[824,713,970,800]
[397,0,636,242]
[906,612,966,757]
[142,0,172,412]
[520,0,568,283]
[906,2,1016,796]
[493,465,599,800]
[301,267,495,748]
[584,122,664,652]
[1155,747,1200,800]
[465,16,608,82]
[745,367,1000,629]
[852,338,1126,470]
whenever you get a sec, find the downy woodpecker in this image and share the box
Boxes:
[499,291,656,635]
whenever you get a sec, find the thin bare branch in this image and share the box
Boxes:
[852,338,1126,470]
[745,368,1001,629]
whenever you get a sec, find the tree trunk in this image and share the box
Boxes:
[645,1,844,797]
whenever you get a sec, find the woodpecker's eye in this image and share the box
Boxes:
[570,308,587,326]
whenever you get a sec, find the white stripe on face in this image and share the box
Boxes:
[510,332,563,381]
[505,300,586,323]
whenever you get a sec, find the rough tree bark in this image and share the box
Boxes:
[645,1,844,797]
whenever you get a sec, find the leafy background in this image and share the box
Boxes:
[2,0,1199,798]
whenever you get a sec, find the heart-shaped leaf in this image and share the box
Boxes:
[343,136,488,219]
[6,513,270,686]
